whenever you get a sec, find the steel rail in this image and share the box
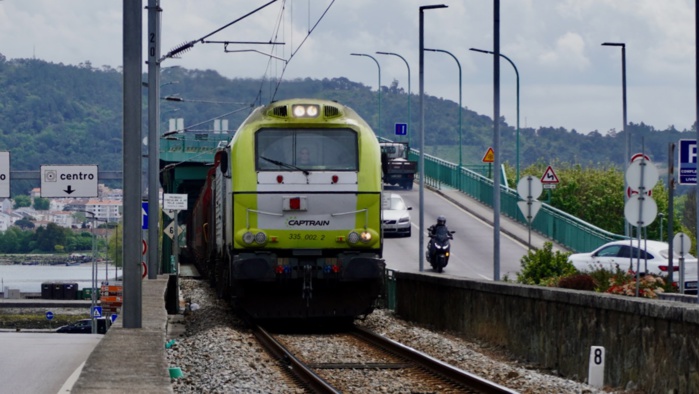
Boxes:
[352,325,520,394]
[252,324,341,394]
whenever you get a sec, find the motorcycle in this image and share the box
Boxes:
[426,227,455,273]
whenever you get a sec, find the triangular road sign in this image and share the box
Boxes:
[540,165,560,184]
[482,147,495,163]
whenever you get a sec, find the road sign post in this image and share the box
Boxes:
[624,157,659,297]
[517,175,543,250]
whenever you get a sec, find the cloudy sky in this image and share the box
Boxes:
[0,0,696,134]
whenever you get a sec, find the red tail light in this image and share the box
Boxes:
[659,265,679,272]
[289,197,301,210]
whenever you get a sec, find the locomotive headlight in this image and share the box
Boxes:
[242,231,255,245]
[348,231,360,244]
[360,231,372,243]
[291,104,320,118]
[255,232,267,244]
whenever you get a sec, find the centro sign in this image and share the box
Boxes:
[40,165,99,198]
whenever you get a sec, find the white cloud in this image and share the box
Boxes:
[0,0,695,134]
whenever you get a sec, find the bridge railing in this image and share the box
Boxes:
[408,150,626,252]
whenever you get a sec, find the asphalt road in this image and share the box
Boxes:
[0,332,102,394]
[382,186,530,280]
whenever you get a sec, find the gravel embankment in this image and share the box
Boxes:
[166,279,636,393]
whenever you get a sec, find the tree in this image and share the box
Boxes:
[13,195,30,209]
[33,197,50,210]
[14,218,34,229]
[107,222,123,268]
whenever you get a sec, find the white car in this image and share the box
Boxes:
[568,240,698,292]
[382,193,412,237]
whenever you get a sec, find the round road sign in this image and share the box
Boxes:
[623,195,657,227]
[625,160,658,191]
[673,233,692,256]
[517,175,543,200]
[141,261,148,279]
[45,311,54,321]
[142,240,147,255]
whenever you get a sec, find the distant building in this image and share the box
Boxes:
[49,211,75,229]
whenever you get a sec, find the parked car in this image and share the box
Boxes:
[56,318,110,334]
[568,240,698,292]
[382,193,412,237]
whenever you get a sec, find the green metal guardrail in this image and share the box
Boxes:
[407,150,626,253]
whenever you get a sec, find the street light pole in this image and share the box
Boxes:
[425,48,462,174]
[376,51,411,146]
[602,42,629,237]
[351,53,382,135]
[419,4,448,272]
[470,48,520,183]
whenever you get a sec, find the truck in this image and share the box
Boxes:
[380,142,418,190]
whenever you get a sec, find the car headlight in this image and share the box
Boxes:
[242,232,255,245]
[399,217,409,223]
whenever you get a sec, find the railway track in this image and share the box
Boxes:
[252,323,519,394]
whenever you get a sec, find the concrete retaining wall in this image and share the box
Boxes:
[394,271,699,393]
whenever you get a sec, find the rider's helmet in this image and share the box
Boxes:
[437,215,446,226]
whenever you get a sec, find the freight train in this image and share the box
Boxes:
[187,98,386,320]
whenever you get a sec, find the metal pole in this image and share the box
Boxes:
[376,52,411,146]
[91,213,96,334]
[602,42,629,236]
[350,53,382,135]
[147,0,161,280]
[668,143,675,284]
[418,4,448,271]
[123,0,143,328]
[695,0,699,292]
[424,48,462,180]
[493,0,501,281]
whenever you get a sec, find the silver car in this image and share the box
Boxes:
[382,193,412,237]
[568,240,698,292]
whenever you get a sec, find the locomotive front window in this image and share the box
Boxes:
[256,128,358,171]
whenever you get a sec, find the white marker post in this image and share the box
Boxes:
[588,346,605,388]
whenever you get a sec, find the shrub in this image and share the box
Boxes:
[606,270,666,299]
[558,274,596,291]
[517,242,574,285]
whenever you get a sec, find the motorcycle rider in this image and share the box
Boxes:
[427,215,452,261]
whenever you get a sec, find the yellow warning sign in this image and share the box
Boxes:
[482,147,495,163]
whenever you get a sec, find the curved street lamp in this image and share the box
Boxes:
[425,48,462,173]
[376,51,411,146]
[351,53,382,135]
[418,4,448,272]
[601,42,629,237]
[469,48,520,183]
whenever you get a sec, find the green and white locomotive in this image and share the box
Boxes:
[193,98,386,320]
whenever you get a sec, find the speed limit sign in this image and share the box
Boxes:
[142,240,147,255]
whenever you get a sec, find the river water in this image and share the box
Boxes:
[0,263,121,293]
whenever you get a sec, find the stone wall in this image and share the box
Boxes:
[394,271,699,393]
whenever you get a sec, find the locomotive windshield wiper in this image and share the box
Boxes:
[260,156,310,176]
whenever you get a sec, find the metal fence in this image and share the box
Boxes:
[408,150,626,253]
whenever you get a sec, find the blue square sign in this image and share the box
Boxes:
[142,202,148,230]
[395,123,407,136]
[678,139,697,185]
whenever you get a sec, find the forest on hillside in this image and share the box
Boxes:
[0,54,695,196]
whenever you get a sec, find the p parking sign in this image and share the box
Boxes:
[678,139,697,185]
